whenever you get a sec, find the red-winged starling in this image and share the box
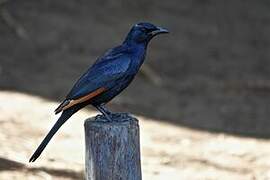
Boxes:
[29,22,168,162]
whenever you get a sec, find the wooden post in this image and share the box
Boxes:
[84,113,142,180]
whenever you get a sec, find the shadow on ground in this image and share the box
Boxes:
[0,157,83,179]
[1,0,270,137]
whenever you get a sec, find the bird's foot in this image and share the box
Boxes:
[104,113,114,122]
[95,114,110,122]
[96,112,131,122]
[95,105,132,122]
[108,112,132,122]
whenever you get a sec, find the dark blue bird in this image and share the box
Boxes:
[29,22,168,162]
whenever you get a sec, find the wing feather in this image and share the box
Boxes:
[66,54,131,100]
[55,46,131,113]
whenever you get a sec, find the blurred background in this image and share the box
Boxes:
[1,0,270,179]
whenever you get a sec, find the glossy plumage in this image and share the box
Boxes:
[29,22,168,162]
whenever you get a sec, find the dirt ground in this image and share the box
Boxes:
[1,91,270,180]
[1,0,270,137]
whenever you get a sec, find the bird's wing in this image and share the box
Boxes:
[55,52,131,113]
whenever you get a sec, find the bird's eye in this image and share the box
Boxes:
[141,27,148,32]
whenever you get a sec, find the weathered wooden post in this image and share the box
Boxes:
[84,113,142,180]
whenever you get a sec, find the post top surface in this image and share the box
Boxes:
[84,112,138,127]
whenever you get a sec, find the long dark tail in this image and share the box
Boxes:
[29,106,80,162]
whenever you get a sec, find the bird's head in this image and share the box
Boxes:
[124,22,169,45]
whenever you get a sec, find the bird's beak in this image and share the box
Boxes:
[150,26,169,36]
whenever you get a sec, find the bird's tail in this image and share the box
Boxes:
[29,106,80,162]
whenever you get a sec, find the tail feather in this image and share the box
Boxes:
[29,107,79,162]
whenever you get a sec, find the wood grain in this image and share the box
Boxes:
[84,113,142,180]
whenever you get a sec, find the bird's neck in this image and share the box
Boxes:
[122,39,147,66]
[123,37,148,48]
[123,40,147,54]
[124,43,147,72]
[124,42,146,58]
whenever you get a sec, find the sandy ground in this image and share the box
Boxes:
[0,91,270,180]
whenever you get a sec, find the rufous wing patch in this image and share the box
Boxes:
[54,100,71,114]
[56,87,106,113]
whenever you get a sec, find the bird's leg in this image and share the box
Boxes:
[100,104,113,115]
[95,104,113,121]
